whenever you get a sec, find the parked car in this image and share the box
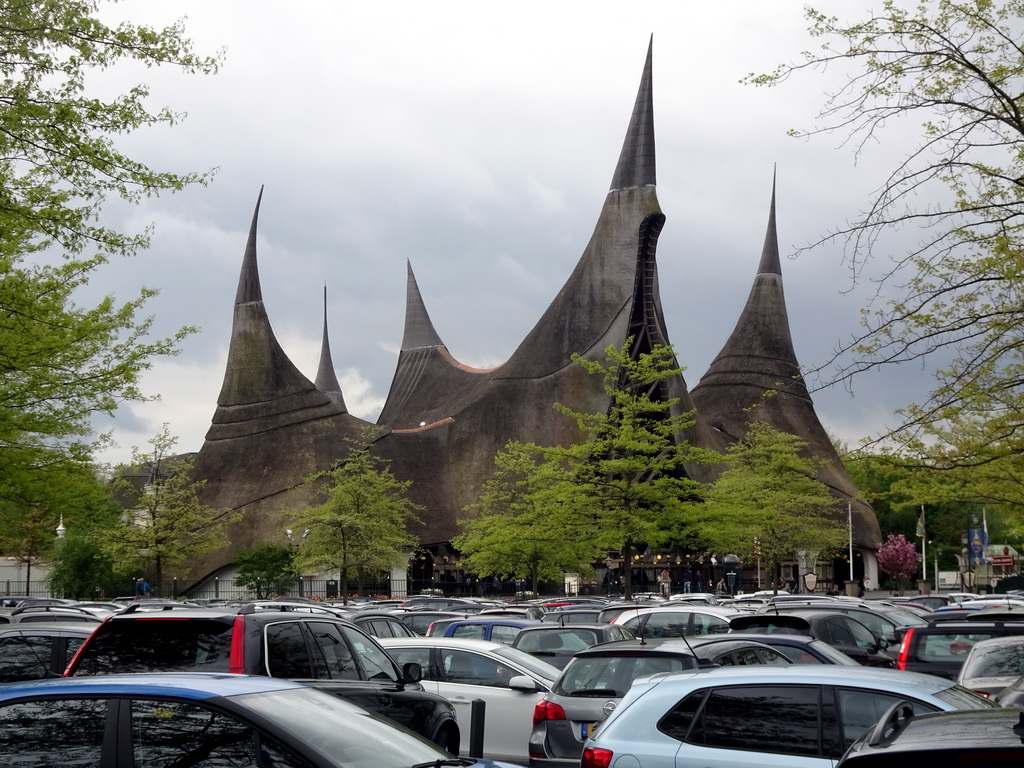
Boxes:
[0,673,514,768]
[581,665,996,768]
[724,630,861,665]
[379,635,560,763]
[0,604,103,624]
[954,634,1024,697]
[612,606,740,637]
[837,704,1024,766]
[895,617,1024,679]
[65,601,461,752]
[433,617,543,645]
[541,608,605,624]
[529,638,701,768]
[761,602,926,651]
[511,624,634,668]
[400,610,476,636]
[995,672,1024,706]
[0,622,95,682]
[344,609,419,638]
[730,610,896,666]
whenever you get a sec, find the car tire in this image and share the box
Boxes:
[433,723,460,755]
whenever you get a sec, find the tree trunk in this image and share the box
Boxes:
[623,541,633,599]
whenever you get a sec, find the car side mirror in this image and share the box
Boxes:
[401,661,423,684]
[508,675,540,692]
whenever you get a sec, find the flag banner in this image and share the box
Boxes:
[916,508,925,538]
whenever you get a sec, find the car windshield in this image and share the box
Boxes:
[491,645,560,681]
[554,652,696,697]
[73,619,233,675]
[962,641,1024,679]
[933,682,1001,709]
[238,687,448,766]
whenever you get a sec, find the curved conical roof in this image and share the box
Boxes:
[691,175,880,547]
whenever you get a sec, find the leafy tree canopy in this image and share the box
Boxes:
[234,544,299,600]
[291,430,422,604]
[696,422,847,583]
[0,0,220,507]
[105,425,236,589]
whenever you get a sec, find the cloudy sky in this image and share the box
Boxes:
[83,0,933,465]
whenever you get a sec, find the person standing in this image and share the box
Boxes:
[658,569,671,596]
[134,577,144,600]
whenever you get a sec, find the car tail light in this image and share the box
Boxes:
[974,690,991,698]
[228,615,247,674]
[582,747,614,768]
[896,627,914,671]
[533,700,566,726]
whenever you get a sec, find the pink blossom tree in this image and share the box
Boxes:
[876,533,919,594]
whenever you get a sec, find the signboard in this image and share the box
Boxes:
[989,555,1015,566]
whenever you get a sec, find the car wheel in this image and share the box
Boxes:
[433,723,460,755]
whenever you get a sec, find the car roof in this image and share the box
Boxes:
[0,672,306,701]
[0,622,96,634]
[842,708,1024,763]
[645,662,964,692]
[377,636,513,652]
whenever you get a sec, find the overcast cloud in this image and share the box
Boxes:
[82,0,934,465]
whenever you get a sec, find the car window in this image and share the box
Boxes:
[0,635,52,681]
[845,618,883,651]
[338,625,399,682]
[441,649,515,687]
[642,612,690,638]
[451,623,486,640]
[688,685,821,757]
[755,647,793,666]
[835,688,936,747]
[693,614,730,635]
[0,697,107,762]
[490,625,522,646]
[265,622,312,678]
[823,616,855,646]
[74,619,233,675]
[555,654,694,697]
[307,622,359,680]
[919,632,997,662]
[132,698,262,766]
[385,645,432,677]
[962,641,1024,678]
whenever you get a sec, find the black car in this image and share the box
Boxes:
[837,703,1024,766]
[0,622,95,682]
[731,611,896,666]
[65,601,461,752]
[346,610,419,638]
[895,617,1024,679]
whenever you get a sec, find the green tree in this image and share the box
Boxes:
[106,426,236,590]
[48,534,136,599]
[523,342,718,599]
[291,433,422,604]
[695,422,846,589]
[0,0,220,507]
[746,1,1024,459]
[234,544,299,600]
[455,443,602,594]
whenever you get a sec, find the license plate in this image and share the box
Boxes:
[580,722,596,739]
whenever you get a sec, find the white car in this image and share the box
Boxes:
[378,636,559,763]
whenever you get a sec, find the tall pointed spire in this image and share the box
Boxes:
[314,285,347,411]
[234,186,264,305]
[757,167,781,276]
[609,36,656,191]
[207,189,341,440]
[401,261,444,350]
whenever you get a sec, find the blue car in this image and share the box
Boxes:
[0,672,521,767]
[429,617,542,644]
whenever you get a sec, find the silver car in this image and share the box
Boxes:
[955,634,1024,697]
[582,665,995,768]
